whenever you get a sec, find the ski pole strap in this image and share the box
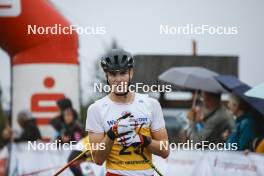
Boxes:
[139,135,152,147]
[107,126,117,141]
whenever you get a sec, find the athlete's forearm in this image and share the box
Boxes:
[146,139,169,158]
[89,134,114,165]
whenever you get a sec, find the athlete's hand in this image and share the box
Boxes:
[116,116,139,135]
[117,131,152,147]
[107,113,139,141]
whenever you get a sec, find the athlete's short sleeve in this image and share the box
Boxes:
[149,98,166,131]
[85,103,104,133]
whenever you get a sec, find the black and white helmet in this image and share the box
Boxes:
[100,49,134,72]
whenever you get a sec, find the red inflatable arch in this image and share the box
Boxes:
[0,0,80,140]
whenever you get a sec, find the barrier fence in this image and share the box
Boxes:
[0,143,263,176]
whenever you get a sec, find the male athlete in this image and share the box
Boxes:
[86,49,169,176]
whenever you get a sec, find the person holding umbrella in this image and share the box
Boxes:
[216,75,264,151]
[187,91,234,144]
[159,67,235,145]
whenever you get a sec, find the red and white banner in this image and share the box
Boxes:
[0,0,79,140]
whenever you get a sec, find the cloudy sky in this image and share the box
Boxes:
[1,0,264,108]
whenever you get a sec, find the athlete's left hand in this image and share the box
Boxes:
[117,131,152,147]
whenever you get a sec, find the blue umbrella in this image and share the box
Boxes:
[215,75,264,116]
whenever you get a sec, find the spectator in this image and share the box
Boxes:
[226,94,257,151]
[187,91,235,144]
[50,98,84,143]
[1,125,12,144]
[50,98,72,131]
[2,110,41,143]
[251,115,264,153]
